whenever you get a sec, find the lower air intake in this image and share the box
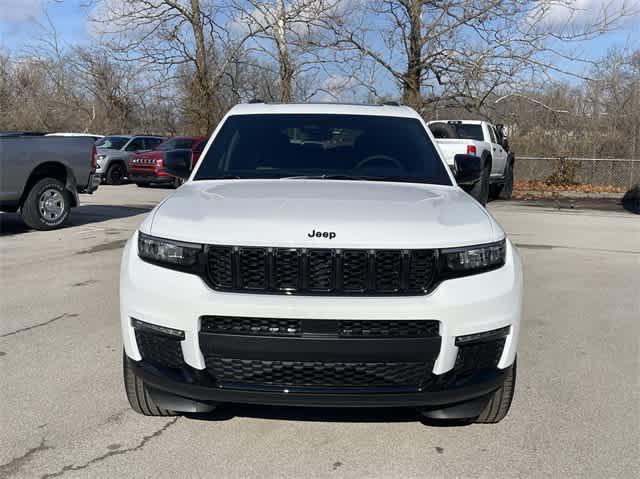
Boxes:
[207,358,430,389]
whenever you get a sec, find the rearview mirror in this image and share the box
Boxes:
[453,154,482,186]
[163,149,192,179]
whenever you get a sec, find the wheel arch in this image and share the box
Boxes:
[20,161,78,208]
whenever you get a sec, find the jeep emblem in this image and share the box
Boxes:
[307,229,336,239]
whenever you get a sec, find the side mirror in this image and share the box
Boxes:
[453,154,482,186]
[163,149,192,179]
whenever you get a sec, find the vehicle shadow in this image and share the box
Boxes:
[184,404,471,427]
[0,203,155,236]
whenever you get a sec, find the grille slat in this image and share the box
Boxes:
[239,248,267,290]
[206,246,436,295]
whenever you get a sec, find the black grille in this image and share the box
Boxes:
[201,316,302,336]
[206,247,436,295]
[207,358,429,389]
[135,330,184,369]
[339,320,439,338]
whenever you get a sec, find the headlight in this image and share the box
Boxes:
[137,232,202,270]
[97,154,106,161]
[440,239,506,276]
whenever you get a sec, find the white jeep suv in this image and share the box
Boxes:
[120,103,522,423]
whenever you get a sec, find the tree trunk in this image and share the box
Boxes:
[189,0,215,132]
[402,0,422,110]
[275,0,292,102]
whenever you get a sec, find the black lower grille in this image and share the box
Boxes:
[201,316,302,336]
[207,358,429,389]
[201,317,438,338]
[135,330,184,369]
[206,246,436,295]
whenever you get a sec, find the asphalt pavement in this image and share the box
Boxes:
[1,185,638,478]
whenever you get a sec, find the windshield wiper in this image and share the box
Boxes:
[281,174,370,181]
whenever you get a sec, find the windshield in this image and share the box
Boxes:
[155,138,196,151]
[194,114,451,185]
[95,136,129,150]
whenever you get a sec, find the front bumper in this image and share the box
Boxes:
[128,170,172,183]
[120,233,522,409]
[86,173,100,193]
[131,357,512,410]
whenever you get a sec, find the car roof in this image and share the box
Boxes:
[46,132,104,138]
[227,102,422,119]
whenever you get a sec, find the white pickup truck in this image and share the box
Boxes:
[427,120,514,205]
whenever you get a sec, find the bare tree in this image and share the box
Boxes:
[231,0,341,101]
[93,0,264,132]
[323,0,637,112]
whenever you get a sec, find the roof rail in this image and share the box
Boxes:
[248,98,265,104]
[381,101,401,106]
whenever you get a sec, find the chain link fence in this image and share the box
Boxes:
[515,157,640,189]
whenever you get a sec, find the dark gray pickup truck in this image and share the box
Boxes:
[0,133,100,230]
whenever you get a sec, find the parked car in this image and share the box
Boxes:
[95,135,164,185]
[46,132,104,141]
[427,120,514,205]
[121,102,523,424]
[127,136,207,188]
[0,132,99,230]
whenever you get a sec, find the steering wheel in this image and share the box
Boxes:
[354,155,405,171]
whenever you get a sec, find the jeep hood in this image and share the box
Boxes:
[145,180,503,248]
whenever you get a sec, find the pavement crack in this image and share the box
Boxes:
[77,239,127,255]
[71,280,98,288]
[0,437,51,478]
[40,418,179,479]
[0,314,78,338]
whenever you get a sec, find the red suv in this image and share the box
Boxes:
[128,136,207,188]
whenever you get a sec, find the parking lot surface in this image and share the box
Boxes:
[1,185,638,478]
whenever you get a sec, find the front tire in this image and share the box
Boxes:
[21,178,71,230]
[474,360,517,424]
[106,163,126,185]
[468,161,490,206]
[172,176,185,189]
[491,159,514,200]
[123,353,176,416]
